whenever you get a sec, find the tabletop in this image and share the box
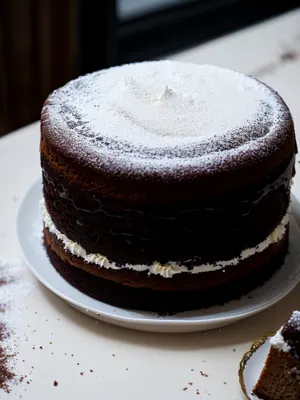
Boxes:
[1,8,300,400]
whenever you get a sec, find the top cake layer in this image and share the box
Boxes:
[41,61,295,203]
[42,61,293,178]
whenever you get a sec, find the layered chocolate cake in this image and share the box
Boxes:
[253,311,300,399]
[40,61,296,312]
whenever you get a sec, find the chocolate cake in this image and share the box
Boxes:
[40,61,296,312]
[253,311,300,399]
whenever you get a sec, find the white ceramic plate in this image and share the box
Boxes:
[239,333,273,399]
[16,180,300,333]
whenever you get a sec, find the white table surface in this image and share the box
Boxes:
[2,8,300,400]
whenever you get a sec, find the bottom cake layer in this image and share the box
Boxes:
[44,230,289,312]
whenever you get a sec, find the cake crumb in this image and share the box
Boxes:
[90,370,93,373]
[80,372,84,376]
[183,387,188,391]
[223,381,227,385]
[200,371,208,377]
[281,51,297,61]
[53,380,58,387]
[112,354,115,357]
[188,382,193,386]
[39,346,43,350]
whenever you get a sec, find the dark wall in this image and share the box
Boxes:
[0,0,77,136]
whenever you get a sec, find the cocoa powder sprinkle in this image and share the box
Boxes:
[0,323,15,393]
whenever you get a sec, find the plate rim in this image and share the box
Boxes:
[16,179,300,328]
[238,332,275,399]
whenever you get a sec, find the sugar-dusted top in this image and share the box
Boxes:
[42,61,292,179]
[284,311,300,333]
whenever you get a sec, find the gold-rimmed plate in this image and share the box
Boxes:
[239,332,275,399]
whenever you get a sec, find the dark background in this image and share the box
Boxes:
[1,0,299,136]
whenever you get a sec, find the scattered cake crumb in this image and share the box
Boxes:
[200,371,208,377]
[53,380,58,387]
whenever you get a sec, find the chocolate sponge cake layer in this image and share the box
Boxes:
[44,226,288,292]
[44,227,288,312]
[41,153,292,265]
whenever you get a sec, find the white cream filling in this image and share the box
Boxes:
[41,200,290,278]
[270,327,291,352]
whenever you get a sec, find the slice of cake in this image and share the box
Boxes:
[253,311,300,399]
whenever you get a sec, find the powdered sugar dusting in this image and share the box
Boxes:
[42,61,290,176]
[288,310,300,331]
[0,260,34,392]
[0,260,33,327]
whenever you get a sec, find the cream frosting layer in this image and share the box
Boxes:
[41,200,290,278]
[270,327,291,352]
